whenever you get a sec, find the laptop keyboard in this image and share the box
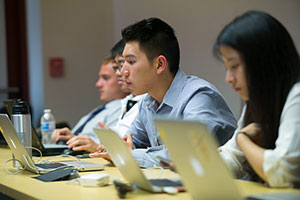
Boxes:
[35,162,67,169]
[149,179,182,187]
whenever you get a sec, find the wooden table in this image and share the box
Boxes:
[0,147,299,200]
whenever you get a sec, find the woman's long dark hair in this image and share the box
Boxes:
[214,10,300,149]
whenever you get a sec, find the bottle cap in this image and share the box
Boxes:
[12,104,30,114]
[44,109,51,113]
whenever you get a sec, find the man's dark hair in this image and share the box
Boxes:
[110,39,125,58]
[122,17,180,75]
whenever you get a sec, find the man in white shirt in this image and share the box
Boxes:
[66,40,146,154]
[52,57,129,152]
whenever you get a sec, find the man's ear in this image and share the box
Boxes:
[155,55,167,75]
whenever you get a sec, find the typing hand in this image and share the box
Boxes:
[98,122,110,130]
[52,127,74,143]
[66,135,98,153]
[160,161,177,172]
[123,133,133,153]
[89,145,112,161]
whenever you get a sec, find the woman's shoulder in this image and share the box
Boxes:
[285,82,300,102]
[280,82,300,121]
[290,82,300,92]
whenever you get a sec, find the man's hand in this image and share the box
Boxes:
[66,135,98,153]
[160,161,177,172]
[97,122,110,129]
[89,145,111,161]
[52,128,74,143]
[123,133,134,153]
[89,133,134,161]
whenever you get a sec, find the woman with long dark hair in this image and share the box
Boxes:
[215,10,300,187]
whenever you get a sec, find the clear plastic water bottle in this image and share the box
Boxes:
[40,109,56,144]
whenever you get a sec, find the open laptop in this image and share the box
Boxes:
[0,114,104,174]
[94,128,182,193]
[155,119,244,200]
[31,126,68,156]
[155,120,300,200]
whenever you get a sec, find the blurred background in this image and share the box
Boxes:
[1,0,299,128]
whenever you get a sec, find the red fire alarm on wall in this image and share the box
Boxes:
[49,57,64,77]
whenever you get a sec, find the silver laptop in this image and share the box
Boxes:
[94,128,182,193]
[155,120,300,200]
[31,124,68,156]
[155,119,244,200]
[0,114,104,174]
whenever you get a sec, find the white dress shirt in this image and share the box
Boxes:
[111,94,146,138]
[71,99,122,144]
[220,82,300,188]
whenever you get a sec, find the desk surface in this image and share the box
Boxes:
[0,147,299,200]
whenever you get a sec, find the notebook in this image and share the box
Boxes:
[93,128,182,193]
[0,114,104,174]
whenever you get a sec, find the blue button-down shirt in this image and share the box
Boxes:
[128,69,237,168]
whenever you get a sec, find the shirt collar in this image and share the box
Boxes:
[105,98,121,108]
[122,94,147,105]
[121,94,133,105]
[161,69,186,108]
[144,69,186,111]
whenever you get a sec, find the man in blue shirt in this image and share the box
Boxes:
[92,18,237,168]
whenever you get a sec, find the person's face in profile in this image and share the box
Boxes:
[113,54,130,93]
[121,41,157,96]
[95,61,124,102]
[115,54,125,67]
[220,45,249,101]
